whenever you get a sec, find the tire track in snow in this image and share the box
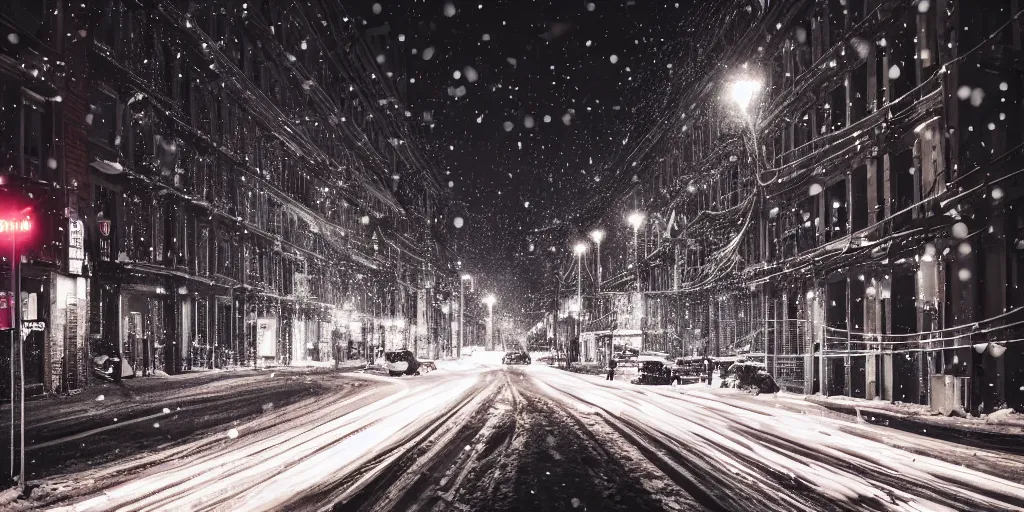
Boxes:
[527,366,1024,511]
[44,371,481,511]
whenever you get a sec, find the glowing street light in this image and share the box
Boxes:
[573,241,589,342]
[728,78,762,113]
[627,211,645,292]
[627,211,644,230]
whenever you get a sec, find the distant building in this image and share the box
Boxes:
[564,0,1024,414]
[0,1,459,396]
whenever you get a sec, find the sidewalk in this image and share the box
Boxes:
[0,362,380,489]
[677,384,1024,454]
[802,393,1024,452]
[1,363,365,431]
[556,365,1024,454]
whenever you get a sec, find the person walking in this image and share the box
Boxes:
[606,357,618,381]
[704,356,714,386]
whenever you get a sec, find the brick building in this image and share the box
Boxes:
[1,0,458,396]
[562,0,1024,414]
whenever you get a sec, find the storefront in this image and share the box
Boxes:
[246,294,281,367]
[49,274,89,393]
[119,284,170,376]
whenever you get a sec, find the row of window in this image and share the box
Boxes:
[602,0,941,289]
[89,1,408,224]
[0,83,54,183]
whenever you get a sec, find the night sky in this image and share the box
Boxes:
[350,0,698,312]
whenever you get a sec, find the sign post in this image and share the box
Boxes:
[0,213,31,490]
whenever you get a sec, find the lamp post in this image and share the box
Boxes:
[728,79,761,116]
[728,76,770,373]
[574,242,587,359]
[627,212,645,353]
[459,274,472,359]
[627,212,644,291]
[590,229,604,291]
[482,294,496,350]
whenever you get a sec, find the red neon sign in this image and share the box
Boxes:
[0,218,32,234]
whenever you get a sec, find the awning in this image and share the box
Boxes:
[90,159,124,175]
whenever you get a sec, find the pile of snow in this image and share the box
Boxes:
[721,360,779,395]
[434,359,490,372]
[289,359,336,368]
[0,487,20,507]
[985,408,1024,424]
[467,350,506,366]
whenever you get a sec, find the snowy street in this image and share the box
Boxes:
[13,362,1023,511]
[4,0,1024,509]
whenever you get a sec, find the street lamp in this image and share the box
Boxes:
[589,229,604,291]
[482,294,497,350]
[627,212,645,289]
[728,78,762,114]
[459,274,473,358]
[573,242,588,363]
[627,211,646,354]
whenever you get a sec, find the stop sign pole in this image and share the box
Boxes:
[11,233,19,490]
[1,215,30,491]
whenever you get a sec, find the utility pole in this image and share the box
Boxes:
[8,235,15,480]
[554,271,561,367]
[459,275,470,358]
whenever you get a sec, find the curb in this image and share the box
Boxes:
[805,397,1024,455]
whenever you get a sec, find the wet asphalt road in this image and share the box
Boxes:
[13,364,1024,511]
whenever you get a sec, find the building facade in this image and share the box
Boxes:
[563,0,1024,414]
[1,0,458,397]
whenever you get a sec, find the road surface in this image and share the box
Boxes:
[17,363,1024,511]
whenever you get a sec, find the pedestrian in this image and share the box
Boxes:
[607,357,618,381]
[111,350,123,384]
[705,357,714,386]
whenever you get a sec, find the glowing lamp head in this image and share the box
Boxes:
[728,79,762,112]
[482,294,496,307]
[589,229,605,244]
[627,212,645,230]
[461,274,472,280]
[573,242,588,255]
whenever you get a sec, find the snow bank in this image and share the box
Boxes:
[289,359,336,368]
[467,350,506,366]
[986,408,1022,423]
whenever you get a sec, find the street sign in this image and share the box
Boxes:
[0,218,31,234]
[68,218,85,275]
[21,320,45,338]
[23,320,45,331]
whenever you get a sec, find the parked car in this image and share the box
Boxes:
[670,357,706,385]
[613,349,640,366]
[92,353,136,382]
[502,351,531,365]
[630,360,673,385]
[721,359,779,395]
[384,350,435,376]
